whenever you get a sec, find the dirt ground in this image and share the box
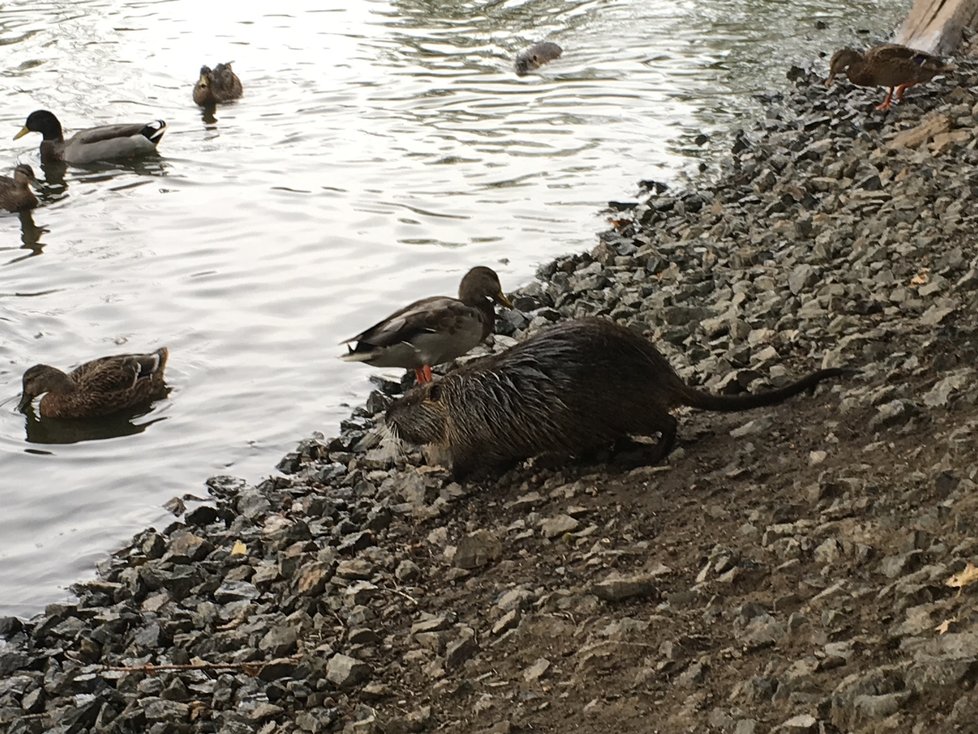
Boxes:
[359,364,978,733]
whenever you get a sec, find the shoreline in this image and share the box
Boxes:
[4,53,978,734]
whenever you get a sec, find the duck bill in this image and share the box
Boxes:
[13,126,30,141]
[16,393,32,413]
[496,291,514,308]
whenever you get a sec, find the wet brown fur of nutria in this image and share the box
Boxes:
[385,317,847,480]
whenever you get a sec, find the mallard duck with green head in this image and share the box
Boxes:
[826,44,947,111]
[18,347,170,419]
[0,164,38,212]
[193,63,243,106]
[341,266,513,384]
[13,110,167,165]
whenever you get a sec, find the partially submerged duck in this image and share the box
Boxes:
[340,266,513,384]
[193,63,243,106]
[13,110,167,165]
[514,41,563,76]
[0,164,38,212]
[18,347,170,419]
[826,44,947,111]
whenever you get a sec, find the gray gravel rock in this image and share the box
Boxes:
[591,574,660,602]
[452,530,502,570]
[326,654,371,689]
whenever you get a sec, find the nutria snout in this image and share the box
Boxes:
[514,41,563,76]
[385,317,847,480]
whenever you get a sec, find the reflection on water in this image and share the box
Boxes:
[38,159,68,189]
[16,210,48,252]
[0,0,907,615]
[24,408,167,445]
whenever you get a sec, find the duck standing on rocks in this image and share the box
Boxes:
[0,164,38,212]
[340,266,513,384]
[193,63,243,106]
[825,44,947,111]
[514,41,563,76]
[18,347,170,419]
[13,110,167,165]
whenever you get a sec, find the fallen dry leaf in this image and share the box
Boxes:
[934,618,954,635]
[910,269,930,286]
[945,562,978,592]
[231,540,247,556]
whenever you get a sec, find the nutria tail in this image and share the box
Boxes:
[677,367,849,412]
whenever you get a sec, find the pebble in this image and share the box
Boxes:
[591,574,660,602]
[326,654,371,689]
[452,530,502,569]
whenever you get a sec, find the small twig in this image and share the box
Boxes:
[384,586,419,605]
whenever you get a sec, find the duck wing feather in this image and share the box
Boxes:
[71,351,165,393]
[866,44,942,67]
[342,296,479,348]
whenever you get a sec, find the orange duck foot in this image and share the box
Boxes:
[875,88,895,111]
[414,365,433,384]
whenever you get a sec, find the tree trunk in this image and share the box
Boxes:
[896,0,978,54]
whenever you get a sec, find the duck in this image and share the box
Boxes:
[0,164,38,212]
[340,266,513,384]
[826,44,947,111]
[193,63,243,106]
[13,110,167,165]
[17,347,170,419]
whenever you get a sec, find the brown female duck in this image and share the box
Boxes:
[193,63,243,106]
[0,164,37,212]
[18,347,170,419]
[826,44,947,111]
[340,266,512,384]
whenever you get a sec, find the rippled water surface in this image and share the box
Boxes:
[0,0,907,614]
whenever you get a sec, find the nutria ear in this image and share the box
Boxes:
[428,383,442,402]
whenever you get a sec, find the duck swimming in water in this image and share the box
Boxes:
[193,63,243,106]
[18,348,170,419]
[13,110,167,165]
[0,164,38,212]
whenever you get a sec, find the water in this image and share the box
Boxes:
[0,0,906,615]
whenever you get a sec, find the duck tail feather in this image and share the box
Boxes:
[141,120,167,143]
[134,348,169,380]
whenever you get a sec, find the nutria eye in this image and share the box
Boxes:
[428,383,442,402]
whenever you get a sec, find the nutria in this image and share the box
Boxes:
[514,41,563,76]
[385,318,846,479]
